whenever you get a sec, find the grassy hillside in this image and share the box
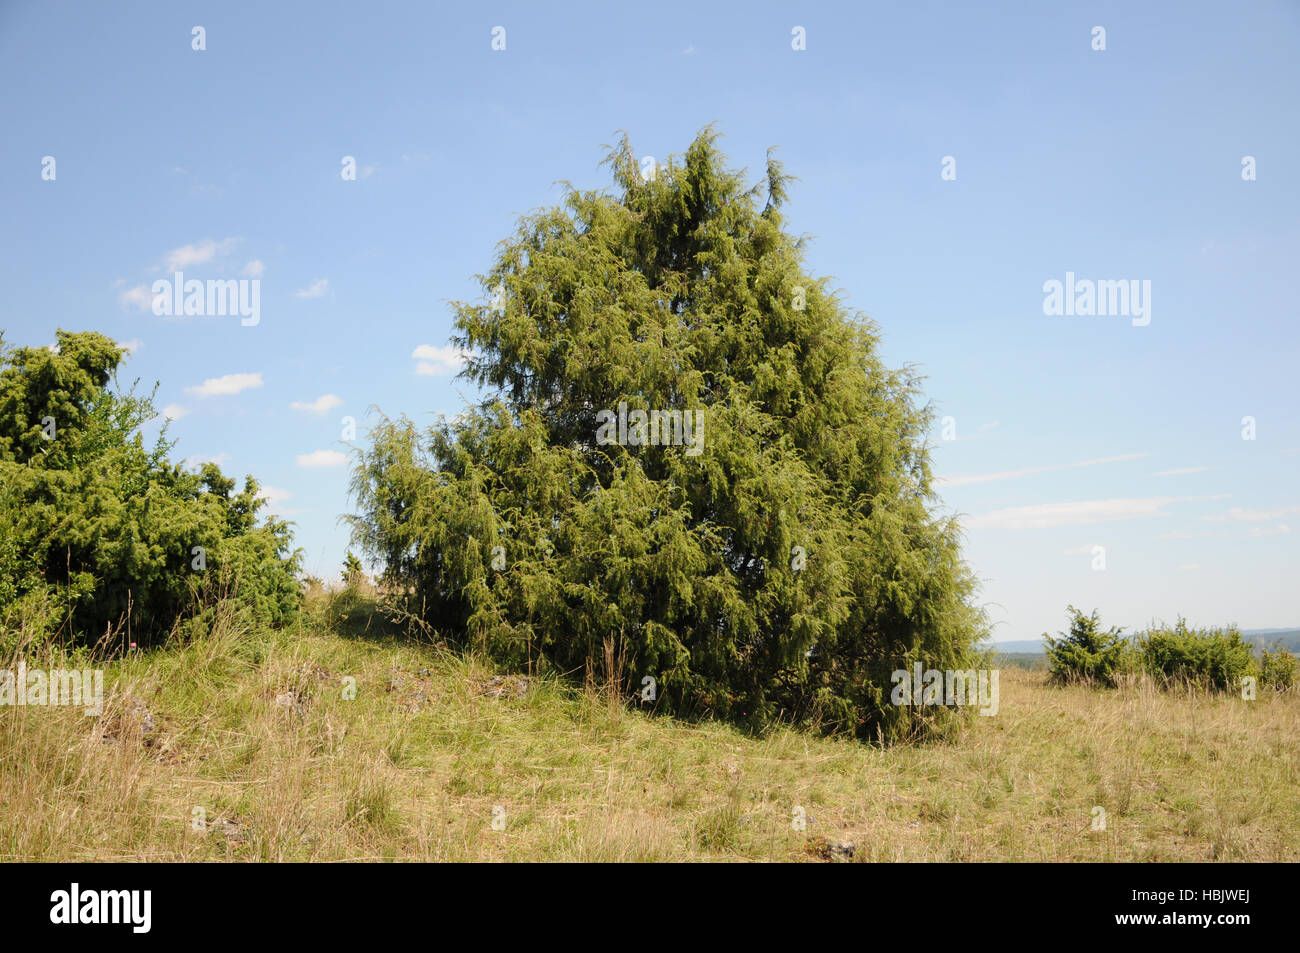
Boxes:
[2,590,1296,862]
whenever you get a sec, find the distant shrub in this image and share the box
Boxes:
[1259,643,1298,691]
[1136,618,1254,691]
[1044,607,1133,686]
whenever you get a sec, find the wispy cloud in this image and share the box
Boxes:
[941,420,1001,444]
[1248,523,1291,537]
[257,485,303,515]
[412,344,472,376]
[1158,529,1226,539]
[1150,466,1211,477]
[295,278,329,298]
[296,449,347,468]
[161,403,189,420]
[290,394,342,415]
[163,238,240,272]
[259,485,292,505]
[119,284,152,312]
[182,451,229,469]
[937,452,1148,488]
[185,372,263,397]
[1204,505,1300,523]
[243,260,264,278]
[966,494,1229,530]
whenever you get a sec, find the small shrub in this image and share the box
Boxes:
[1136,618,1254,691]
[1259,643,1298,691]
[1044,607,1132,686]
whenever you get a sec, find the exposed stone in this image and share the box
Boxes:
[477,674,530,699]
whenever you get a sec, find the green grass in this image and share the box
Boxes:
[2,591,1297,862]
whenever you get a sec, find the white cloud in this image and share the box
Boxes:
[161,403,189,420]
[942,420,1001,444]
[182,451,229,469]
[119,339,143,354]
[1205,505,1300,523]
[243,260,265,278]
[297,449,348,468]
[1150,466,1211,477]
[163,238,239,272]
[937,452,1148,488]
[291,394,342,415]
[1062,543,1103,556]
[258,485,292,504]
[258,484,303,516]
[1248,524,1291,537]
[185,372,264,397]
[412,344,472,376]
[966,494,1229,530]
[119,284,152,312]
[295,278,329,298]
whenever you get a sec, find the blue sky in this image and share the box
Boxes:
[2,1,1297,640]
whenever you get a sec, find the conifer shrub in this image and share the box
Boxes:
[1136,618,1255,691]
[1259,643,1298,691]
[349,130,986,740]
[0,330,301,650]
[1044,606,1134,686]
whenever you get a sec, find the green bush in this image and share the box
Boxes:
[1044,606,1133,685]
[1258,643,1298,691]
[1136,618,1254,691]
[0,330,301,650]
[348,130,986,741]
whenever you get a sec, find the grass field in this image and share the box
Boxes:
[3,593,1296,862]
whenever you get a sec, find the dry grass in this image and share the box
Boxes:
[2,601,1297,862]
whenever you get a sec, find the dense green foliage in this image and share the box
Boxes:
[1137,618,1255,691]
[1044,606,1133,685]
[0,330,301,650]
[1046,607,1291,693]
[349,130,986,740]
[1259,644,1299,691]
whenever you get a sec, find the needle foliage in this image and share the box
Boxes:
[350,130,985,740]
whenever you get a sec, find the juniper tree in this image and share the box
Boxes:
[0,330,300,648]
[1044,606,1131,685]
[349,129,985,739]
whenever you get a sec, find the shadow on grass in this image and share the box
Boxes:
[304,578,978,748]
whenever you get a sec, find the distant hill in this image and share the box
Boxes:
[989,628,1300,657]
[1243,629,1300,653]
[990,639,1048,655]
